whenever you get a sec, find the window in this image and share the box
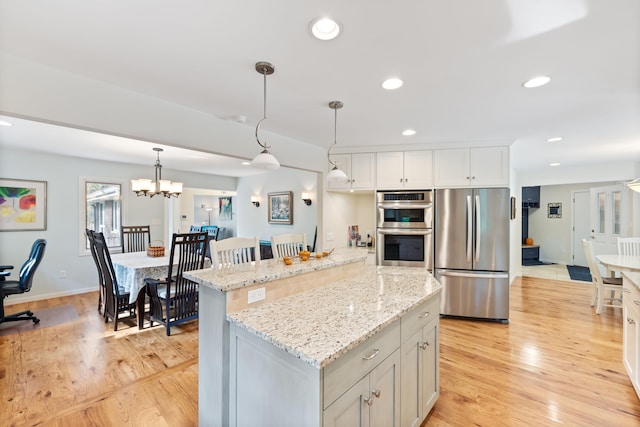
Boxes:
[86,182,122,249]
[597,192,605,233]
[612,191,621,235]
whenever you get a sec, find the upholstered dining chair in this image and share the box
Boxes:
[144,232,207,335]
[582,239,623,314]
[121,225,151,253]
[210,237,261,268]
[93,231,136,330]
[0,239,47,325]
[270,233,308,259]
[617,237,640,256]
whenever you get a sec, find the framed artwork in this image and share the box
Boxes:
[548,202,562,218]
[268,191,293,224]
[0,178,47,231]
[219,196,232,220]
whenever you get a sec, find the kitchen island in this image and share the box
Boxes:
[185,248,441,427]
[623,271,640,399]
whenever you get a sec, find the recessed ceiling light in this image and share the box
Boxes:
[402,129,416,136]
[382,78,403,90]
[546,137,563,142]
[0,120,12,126]
[310,17,340,40]
[241,161,251,166]
[550,162,560,167]
[523,76,550,88]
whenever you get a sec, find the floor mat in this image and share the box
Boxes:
[522,260,554,266]
[567,265,591,282]
[0,304,80,337]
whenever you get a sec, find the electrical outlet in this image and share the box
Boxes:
[59,270,67,278]
[247,287,266,304]
[327,232,334,241]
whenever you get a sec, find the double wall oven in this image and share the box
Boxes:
[376,190,433,269]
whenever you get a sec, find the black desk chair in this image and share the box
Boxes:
[0,239,47,324]
[145,232,207,335]
[121,225,151,253]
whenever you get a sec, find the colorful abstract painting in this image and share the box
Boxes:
[0,179,47,231]
[219,196,232,221]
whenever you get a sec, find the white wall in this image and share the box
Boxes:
[236,167,319,249]
[0,148,237,304]
[321,191,375,250]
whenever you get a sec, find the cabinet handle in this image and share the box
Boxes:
[465,176,470,180]
[404,178,408,183]
[400,178,403,183]
[363,395,374,407]
[634,300,640,306]
[420,340,431,350]
[623,288,631,293]
[362,348,380,360]
[472,176,476,179]
[419,311,430,318]
[372,389,381,398]
[628,317,636,325]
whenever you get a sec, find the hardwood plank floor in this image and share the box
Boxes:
[2,276,639,426]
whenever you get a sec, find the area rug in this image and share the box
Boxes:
[0,304,80,337]
[522,260,554,266]
[567,265,592,282]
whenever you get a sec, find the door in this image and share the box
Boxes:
[323,375,370,427]
[572,190,590,266]
[435,188,473,270]
[590,184,627,256]
[474,188,510,271]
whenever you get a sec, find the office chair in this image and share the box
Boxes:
[0,239,47,324]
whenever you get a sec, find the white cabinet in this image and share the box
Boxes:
[400,297,440,427]
[434,147,508,187]
[376,150,433,190]
[623,278,640,398]
[324,349,401,427]
[328,153,375,191]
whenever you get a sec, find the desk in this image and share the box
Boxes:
[110,251,210,328]
[596,254,640,275]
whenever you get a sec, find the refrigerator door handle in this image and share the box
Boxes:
[466,194,472,262]
[475,194,481,263]
[438,270,509,280]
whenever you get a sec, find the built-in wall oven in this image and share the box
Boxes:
[376,190,433,269]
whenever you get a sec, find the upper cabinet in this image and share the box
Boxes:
[328,153,375,191]
[376,150,433,190]
[434,147,509,188]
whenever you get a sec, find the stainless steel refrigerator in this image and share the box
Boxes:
[435,188,510,322]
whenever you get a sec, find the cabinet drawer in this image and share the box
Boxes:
[323,319,400,409]
[522,247,539,260]
[401,296,440,343]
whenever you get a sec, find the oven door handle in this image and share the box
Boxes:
[377,203,432,210]
[378,229,432,235]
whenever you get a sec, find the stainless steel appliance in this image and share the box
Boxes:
[376,190,433,269]
[435,188,510,322]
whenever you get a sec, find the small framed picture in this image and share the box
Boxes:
[548,202,562,218]
[0,178,48,231]
[268,191,293,224]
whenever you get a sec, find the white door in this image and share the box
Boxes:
[590,184,628,256]
[572,190,590,266]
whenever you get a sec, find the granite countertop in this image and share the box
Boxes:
[227,265,441,369]
[184,247,368,292]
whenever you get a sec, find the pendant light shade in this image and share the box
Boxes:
[327,101,348,183]
[251,61,280,170]
[628,177,640,193]
[131,148,183,198]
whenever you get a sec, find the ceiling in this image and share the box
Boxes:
[1,0,639,175]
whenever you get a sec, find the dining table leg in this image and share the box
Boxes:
[136,286,146,329]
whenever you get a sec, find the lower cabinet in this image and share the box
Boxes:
[324,349,400,427]
[623,277,640,398]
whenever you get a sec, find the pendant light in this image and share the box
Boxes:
[326,101,348,183]
[251,61,280,170]
[628,177,640,193]
[131,148,183,198]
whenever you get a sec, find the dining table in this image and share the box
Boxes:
[110,251,211,328]
[596,254,640,277]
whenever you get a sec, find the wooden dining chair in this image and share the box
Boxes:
[93,231,136,330]
[144,232,207,335]
[617,237,640,256]
[210,237,261,268]
[582,239,623,314]
[270,233,307,259]
[86,229,105,313]
[121,225,151,253]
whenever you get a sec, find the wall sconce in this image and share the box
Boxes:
[301,192,312,206]
[251,195,260,207]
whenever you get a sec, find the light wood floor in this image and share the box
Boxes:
[2,275,639,426]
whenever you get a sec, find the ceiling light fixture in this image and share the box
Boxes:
[251,61,280,170]
[627,177,640,193]
[131,148,183,198]
[523,76,551,88]
[546,137,563,142]
[402,129,416,136]
[549,162,560,167]
[326,101,348,183]
[0,120,12,126]
[382,78,403,90]
[310,17,340,40]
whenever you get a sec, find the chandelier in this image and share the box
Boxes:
[326,101,348,183]
[131,148,183,198]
